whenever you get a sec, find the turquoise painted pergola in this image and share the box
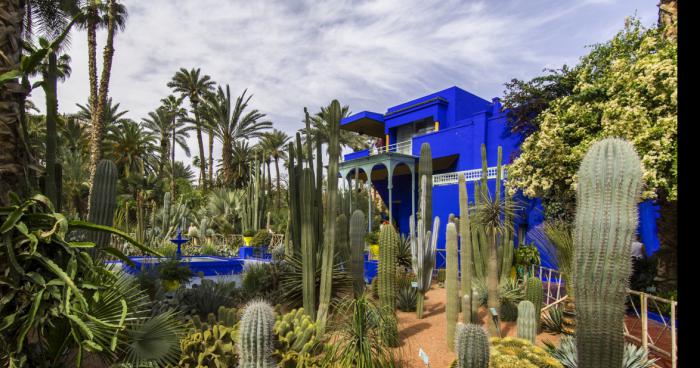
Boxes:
[339,152,417,232]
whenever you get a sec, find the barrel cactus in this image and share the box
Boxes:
[517,300,537,344]
[572,138,642,368]
[525,276,543,326]
[454,323,489,368]
[238,300,276,368]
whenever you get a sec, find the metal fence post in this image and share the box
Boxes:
[671,300,677,368]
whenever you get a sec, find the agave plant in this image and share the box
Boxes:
[544,336,658,368]
[541,306,565,334]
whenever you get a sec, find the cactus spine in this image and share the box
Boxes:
[517,300,537,343]
[87,159,118,252]
[446,222,459,350]
[349,210,367,297]
[525,276,543,326]
[238,300,276,368]
[418,143,433,231]
[378,223,399,313]
[410,175,439,319]
[458,173,474,323]
[454,323,490,368]
[316,100,342,335]
[572,138,642,368]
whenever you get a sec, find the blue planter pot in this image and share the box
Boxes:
[239,246,254,259]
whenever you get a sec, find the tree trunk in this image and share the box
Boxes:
[171,127,176,200]
[208,127,213,185]
[221,137,232,185]
[86,2,99,187]
[88,0,117,211]
[274,156,281,210]
[193,103,206,190]
[43,52,58,205]
[0,0,27,204]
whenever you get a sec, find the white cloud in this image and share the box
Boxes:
[30,0,659,167]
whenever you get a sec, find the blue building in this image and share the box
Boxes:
[338,86,661,268]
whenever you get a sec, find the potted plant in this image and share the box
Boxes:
[366,231,380,260]
[158,259,193,291]
[243,229,256,246]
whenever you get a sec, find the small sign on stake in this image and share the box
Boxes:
[418,347,430,366]
[411,281,418,288]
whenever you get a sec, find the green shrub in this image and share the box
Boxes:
[175,279,241,318]
[243,229,256,237]
[436,268,446,284]
[499,301,519,322]
[365,231,379,244]
[242,263,275,297]
[397,286,417,312]
[544,335,658,368]
[541,306,565,334]
[514,243,541,278]
[158,259,194,284]
[251,229,272,247]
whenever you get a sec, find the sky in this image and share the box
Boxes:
[30,0,660,168]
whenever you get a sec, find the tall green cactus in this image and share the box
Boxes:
[454,323,490,368]
[349,209,367,298]
[446,222,459,350]
[238,300,276,368]
[335,214,350,266]
[517,300,537,343]
[572,138,642,368]
[300,168,316,319]
[378,223,399,313]
[316,100,342,335]
[458,173,473,323]
[87,159,118,253]
[525,276,543,326]
[410,175,439,319]
[418,143,433,230]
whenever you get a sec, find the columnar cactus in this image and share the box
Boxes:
[410,175,439,319]
[525,276,543,325]
[418,143,433,230]
[572,138,642,368]
[458,173,474,323]
[87,159,118,251]
[454,323,490,368]
[378,223,399,312]
[446,222,460,350]
[349,210,367,298]
[238,300,276,368]
[335,214,350,266]
[517,300,537,344]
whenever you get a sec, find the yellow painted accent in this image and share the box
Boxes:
[370,244,380,259]
[434,121,440,131]
[385,134,390,152]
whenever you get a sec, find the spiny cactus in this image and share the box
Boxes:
[238,300,276,368]
[490,337,562,368]
[572,138,642,368]
[410,175,439,319]
[499,301,519,322]
[517,300,537,344]
[418,143,433,230]
[454,323,489,368]
[180,323,238,367]
[378,223,399,313]
[446,222,460,350]
[87,159,118,253]
[458,173,474,323]
[335,214,350,267]
[525,276,543,326]
[349,210,367,298]
[273,308,321,366]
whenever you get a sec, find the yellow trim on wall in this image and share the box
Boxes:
[385,134,390,152]
[434,121,440,131]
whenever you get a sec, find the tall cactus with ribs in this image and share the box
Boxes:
[572,138,642,368]
[458,172,475,323]
[349,209,367,298]
[445,222,459,350]
[87,159,118,258]
[242,153,267,231]
[410,175,439,319]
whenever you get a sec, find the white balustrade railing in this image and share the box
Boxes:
[432,166,508,186]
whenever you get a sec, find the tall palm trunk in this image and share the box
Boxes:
[221,137,232,185]
[43,52,58,205]
[0,0,27,204]
[192,102,206,190]
[86,2,99,184]
[208,128,213,185]
[88,0,117,211]
[171,127,176,199]
[274,156,281,209]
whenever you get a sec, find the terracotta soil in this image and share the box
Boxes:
[392,283,561,367]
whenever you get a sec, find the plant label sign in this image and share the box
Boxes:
[418,347,429,365]
[411,281,418,288]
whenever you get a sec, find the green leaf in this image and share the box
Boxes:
[101,246,136,267]
[4,234,25,276]
[69,221,163,257]
[0,204,26,233]
[68,242,96,248]
[0,70,21,87]
[16,289,44,352]
[67,313,94,341]
[34,255,87,309]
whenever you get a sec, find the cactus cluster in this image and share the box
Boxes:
[572,138,642,368]
[273,308,321,367]
[490,337,562,368]
[410,174,439,319]
[349,210,367,297]
[191,306,238,332]
[517,300,537,343]
[241,154,268,232]
[180,323,238,368]
[454,323,490,368]
[238,300,276,368]
[87,159,118,254]
[446,222,460,350]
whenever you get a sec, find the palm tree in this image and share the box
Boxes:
[76,97,128,126]
[85,0,128,192]
[229,140,253,188]
[200,85,272,187]
[160,94,189,197]
[167,67,215,189]
[259,129,290,209]
[104,120,157,178]
[58,146,88,218]
[0,1,27,203]
[302,101,369,152]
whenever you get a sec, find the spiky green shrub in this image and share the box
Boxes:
[525,276,544,325]
[175,279,241,319]
[454,323,490,368]
[273,308,322,368]
[397,286,417,312]
[544,335,658,368]
[541,306,565,334]
[238,300,276,368]
[251,229,272,247]
[490,337,562,368]
[517,300,537,343]
[474,277,524,308]
[572,138,643,368]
